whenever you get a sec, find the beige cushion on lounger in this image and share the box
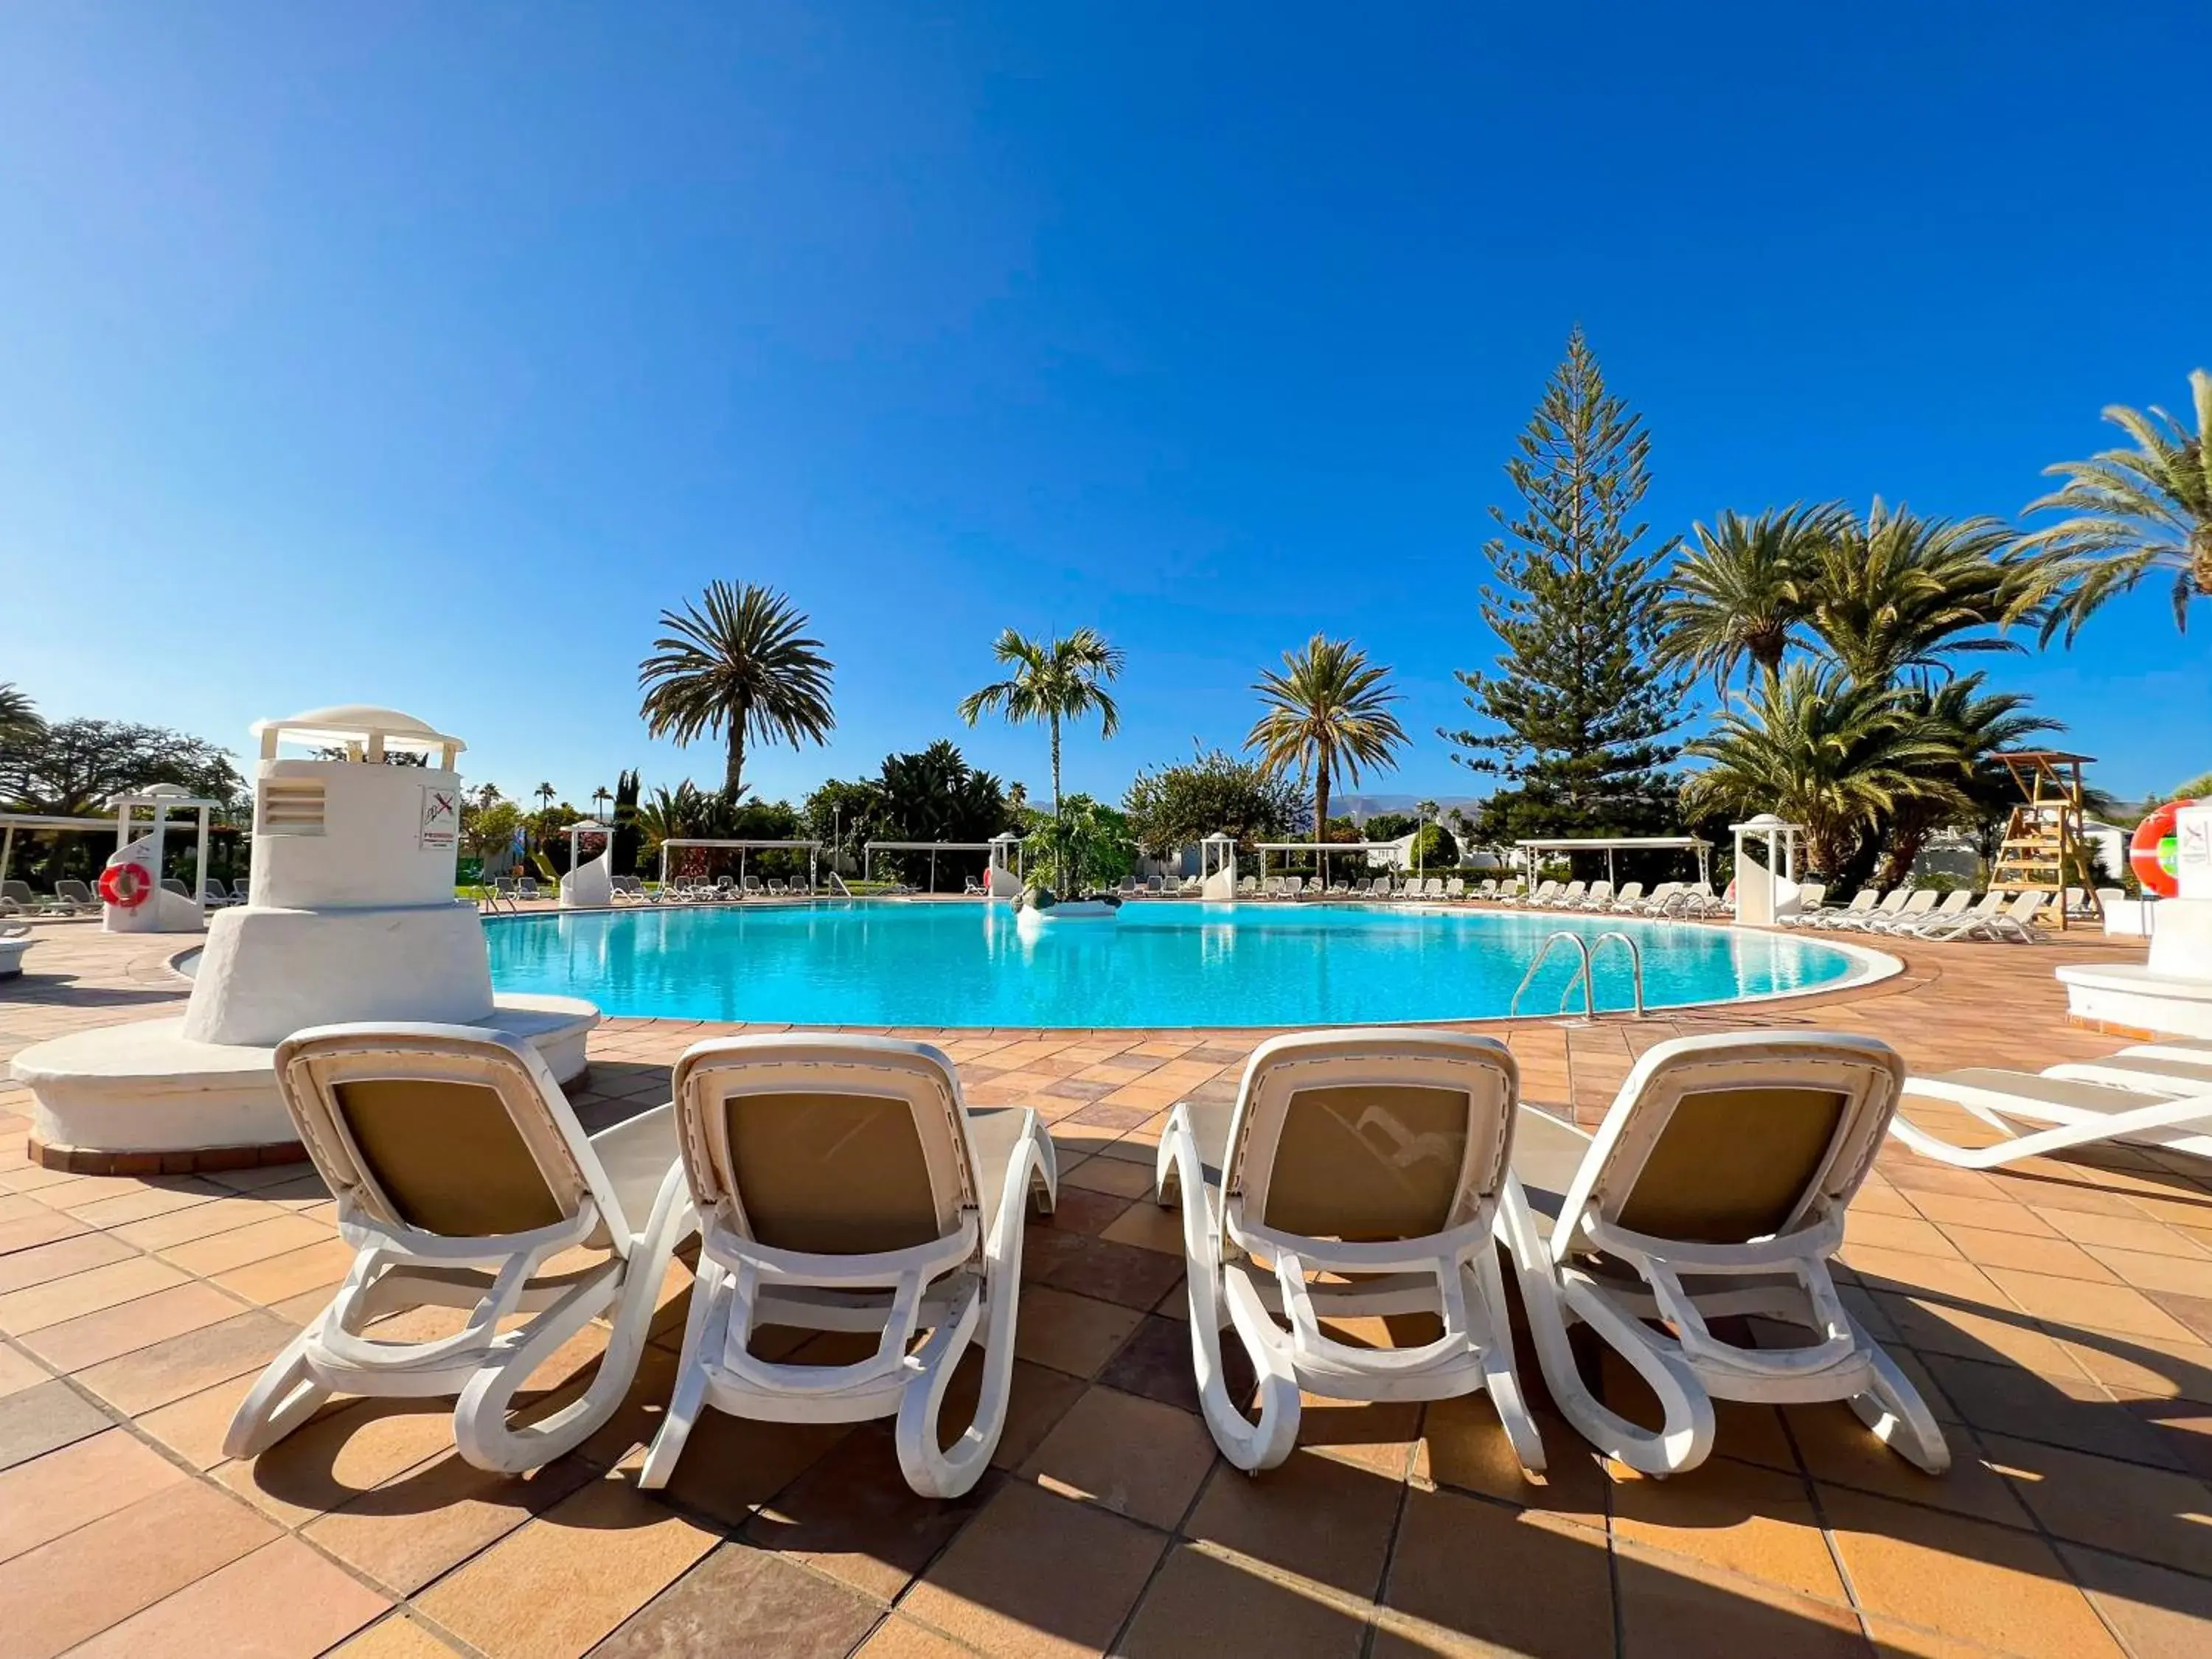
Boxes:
[724,1090,942,1255]
[334,1078,568,1238]
[1261,1083,1470,1241]
[1615,1086,1848,1245]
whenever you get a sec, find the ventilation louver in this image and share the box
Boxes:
[258,779,327,836]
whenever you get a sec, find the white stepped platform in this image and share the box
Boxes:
[13,992,598,1155]
[2056,962,2212,1040]
[2058,896,2212,1038]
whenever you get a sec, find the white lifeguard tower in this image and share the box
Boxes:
[13,706,600,1166]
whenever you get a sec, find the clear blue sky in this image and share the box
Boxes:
[4,4,2206,809]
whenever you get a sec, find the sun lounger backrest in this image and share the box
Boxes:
[673,1037,978,1259]
[1562,1032,1903,1248]
[1222,1030,1516,1247]
[276,1025,612,1245]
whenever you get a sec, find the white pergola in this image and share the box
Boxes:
[863,841,996,894]
[656,837,820,889]
[1514,835,1712,890]
[1254,841,1409,888]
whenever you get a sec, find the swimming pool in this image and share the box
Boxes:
[483,902,1885,1029]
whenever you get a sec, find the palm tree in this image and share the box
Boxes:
[1245,635,1409,838]
[1871,674,2059,889]
[591,785,613,821]
[1415,798,1441,880]
[959,627,1124,886]
[0,683,39,751]
[639,580,836,798]
[1682,664,1964,878]
[1654,504,1840,697]
[1795,500,2045,686]
[2020,369,2212,637]
[535,782,557,812]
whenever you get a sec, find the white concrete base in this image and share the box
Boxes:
[184,902,496,1046]
[2056,962,2212,1040]
[0,934,29,978]
[2104,899,2156,938]
[11,993,600,1155]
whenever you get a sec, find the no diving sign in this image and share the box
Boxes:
[420,786,459,852]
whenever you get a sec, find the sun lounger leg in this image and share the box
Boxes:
[1466,1245,1545,1475]
[1847,1328,1950,1474]
[898,1120,1056,1498]
[1158,1115,1299,1472]
[1496,1180,1713,1476]
[223,1329,331,1459]
[639,1251,729,1490]
[456,1169,697,1474]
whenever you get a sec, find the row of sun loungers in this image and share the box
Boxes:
[3,876,254,915]
[225,1020,1950,1498]
[1778,884,2050,942]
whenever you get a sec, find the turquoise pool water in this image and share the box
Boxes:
[482,901,1873,1029]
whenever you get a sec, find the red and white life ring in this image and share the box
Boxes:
[98,862,155,910]
[2129,799,2195,899]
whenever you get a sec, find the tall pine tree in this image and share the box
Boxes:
[1444,330,1688,841]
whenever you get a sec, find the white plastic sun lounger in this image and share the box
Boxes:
[1865,890,1952,933]
[1891,890,1999,939]
[1632,882,1683,916]
[1506,1031,1945,1476]
[1891,1066,2212,1168]
[1768,882,1829,925]
[1829,890,1916,931]
[1155,1029,1545,1475]
[1804,890,1881,930]
[641,1035,1057,1498]
[1546,881,1587,910]
[226,1024,697,1472]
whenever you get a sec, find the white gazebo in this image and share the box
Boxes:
[558,820,615,908]
[987,831,1026,899]
[1513,835,1713,892]
[1198,832,1238,900]
[1730,814,1807,926]
[656,837,820,892]
[1255,841,1408,890]
[863,841,996,894]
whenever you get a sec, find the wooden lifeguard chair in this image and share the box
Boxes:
[1989,750,2099,932]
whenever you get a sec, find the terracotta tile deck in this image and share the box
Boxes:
[4,913,2211,1655]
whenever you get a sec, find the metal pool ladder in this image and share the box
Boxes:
[1509,930,1647,1020]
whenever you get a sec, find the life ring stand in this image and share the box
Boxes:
[2129,799,2195,899]
[99,863,156,911]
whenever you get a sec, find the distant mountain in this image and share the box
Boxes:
[1334,793,1484,821]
